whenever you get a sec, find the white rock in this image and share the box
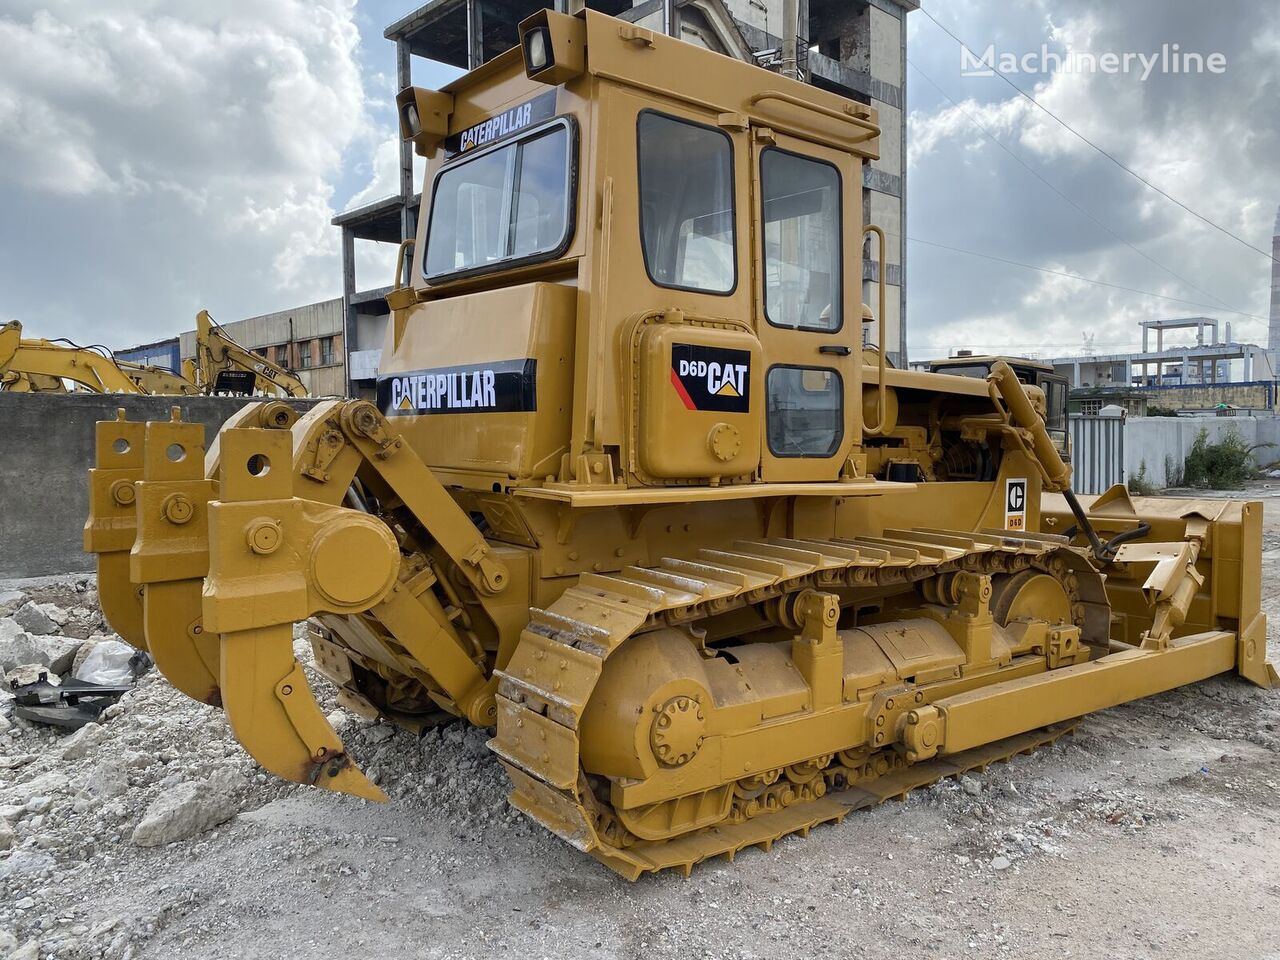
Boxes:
[60,722,107,761]
[0,633,47,673]
[0,819,14,850]
[0,590,25,614]
[0,931,17,953]
[4,663,56,688]
[0,849,54,878]
[8,940,40,960]
[38,636,82,675]
[41,603,70,627]
[84,759,130,799]
[0,618,23,643]
[991,855,1012,871]
[131,769,245,847]
[959,775,982,797]
[13,602,57,636]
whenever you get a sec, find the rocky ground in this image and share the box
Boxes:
[2,488,1279,960]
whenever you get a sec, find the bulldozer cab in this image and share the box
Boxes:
[385,9,882,492]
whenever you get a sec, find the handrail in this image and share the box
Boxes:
[747,91,880,143]
[862,224,888,436]
[393,238,417,291]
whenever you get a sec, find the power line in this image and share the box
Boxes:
[907,59,1245,315]
[903,234,1271,323]
[916,4,1279,266]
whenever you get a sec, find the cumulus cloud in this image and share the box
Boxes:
[906,0,1280,363]
[0,0,369,345]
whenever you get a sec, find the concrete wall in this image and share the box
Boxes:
[0,394,318,579]
[1125,415,1280,488]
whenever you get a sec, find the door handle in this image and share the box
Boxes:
[818,345,851,356]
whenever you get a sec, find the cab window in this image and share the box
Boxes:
[761,149,842,332]
[637,111,736,294]
[424,120,574,281]
[767,366,843,457]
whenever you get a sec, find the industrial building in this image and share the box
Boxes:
[119,300,346,398]
[334,0,916,397]
[1045,317,1277,416]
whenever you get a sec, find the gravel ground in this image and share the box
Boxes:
[2,488,1279,960]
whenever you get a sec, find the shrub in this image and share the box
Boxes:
[1182,429,1254,489]
[1128,461,1158,496]
[1146,404,1180,418]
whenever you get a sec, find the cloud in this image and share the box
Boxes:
[0,0,369,345]
[906,0,1280,363]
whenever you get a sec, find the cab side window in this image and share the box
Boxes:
[767,366,843,457]
[761,149,842,332]
[637,111,736,294]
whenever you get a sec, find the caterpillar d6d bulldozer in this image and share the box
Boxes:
[86,9,1275,879]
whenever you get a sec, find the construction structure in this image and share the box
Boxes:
[334,0,915,397]
[1043,317,1276,415]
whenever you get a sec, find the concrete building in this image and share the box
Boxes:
[175,298,347,398]
[1048,317,1274,391]
[334,0,916,397]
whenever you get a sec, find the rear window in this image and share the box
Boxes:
[424,120,574,281]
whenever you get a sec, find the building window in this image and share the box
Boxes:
[761,148,842,332]
[299,341,313,368]
[637,111,736,294]
[320,336,334,366]
[276,345,288,367]
[766,366,843,457]
[1079,399,1103,417]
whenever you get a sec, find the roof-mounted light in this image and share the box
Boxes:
[517,10,586,85]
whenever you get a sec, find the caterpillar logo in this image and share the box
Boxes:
[377,359,536,416]
[670,343,751,414]
[1005,478,1028,531]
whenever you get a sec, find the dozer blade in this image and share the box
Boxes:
[220,622,386,802]
[143,580,220,705]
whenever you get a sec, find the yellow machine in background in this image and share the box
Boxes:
[0,321,198,396]
[187,310,308,398]
[86,9,1273,880]
[0,313,307,398]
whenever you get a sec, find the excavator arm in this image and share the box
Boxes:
[194,310,308,398]
[0,321,147,395]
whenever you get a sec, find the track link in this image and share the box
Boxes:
[490,528,1102,877]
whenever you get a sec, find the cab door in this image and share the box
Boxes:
[752,129,861,482]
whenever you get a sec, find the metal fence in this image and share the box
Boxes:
[1069,415,1125,494]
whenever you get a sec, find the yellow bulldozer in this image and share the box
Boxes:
[0,310,307,398]
[85,9,1274,879]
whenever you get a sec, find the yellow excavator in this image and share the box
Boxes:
[0,322,199,396]
[86,9,1273,880]
[0,312,306,398]
[184,310,308,398]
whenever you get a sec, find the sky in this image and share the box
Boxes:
[0,0,1276,362]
